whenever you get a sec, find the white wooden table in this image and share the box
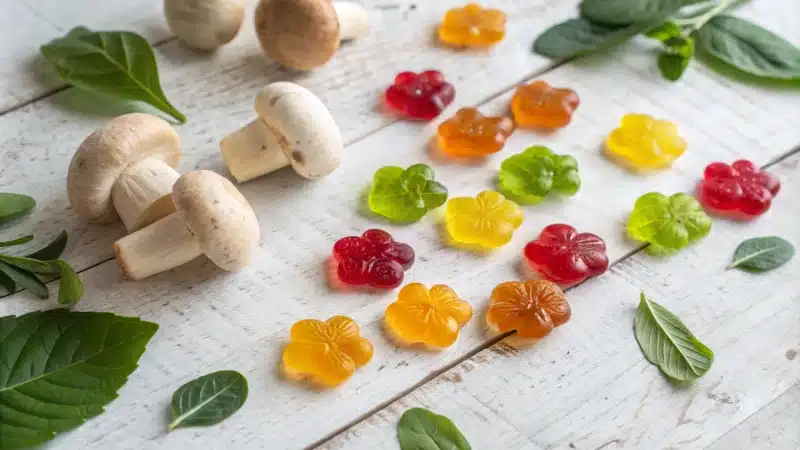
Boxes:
[1,1,799,449]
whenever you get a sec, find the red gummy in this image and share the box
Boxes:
[698,159,780,220]
[332,229,415,289]
[385,70,455,121]
[523,224,609,288]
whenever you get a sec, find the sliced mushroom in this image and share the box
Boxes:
[67,113,182,233]
[113,170,260,280]
[254,0,369,70]
[164,0,245,51]
[219,81,343,183]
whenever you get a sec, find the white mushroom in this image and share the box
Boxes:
[113,170,260,280]
[254,0,369,70]
[67,113,182,233]
[219,81,343,183]
[164,0,245,51]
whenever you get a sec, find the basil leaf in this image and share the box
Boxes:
[533,17,667,59]
[0,193,35,225]
[695,15,800,80]
[41,27,187,123]
[727,236,795,272]
[0,235,34,248]
[580,0,683,26]
[0,260,48,299]
[0,270,15,295]
[168,370,248,431]
[634,293,714,381]
[26,230,68,260]
[397,407,471,450]
[0,310,158,449]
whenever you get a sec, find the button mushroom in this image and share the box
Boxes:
[254,0,369,70]
[164,0,245,51]
[219,81,343,183]
[113,170,260,280]
[67,113,182,233]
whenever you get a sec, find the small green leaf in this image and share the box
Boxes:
[368,164,448,223]
[0,255,84,305]
[397,407,471,450]
[659,52,692,81]
[634,292,714,381]
[26,230,68,260]
[0,193,35,225]
[533,18,667,59]
[646,22,683,41]
[168,370,249,431]
[498,146,581,204]
[580,0,683,26]
[695,16,800,81]
[0,235,34,248]
[41,27,187,123]
[0,260,48,299]
[727,236,795,272]
[0,270,15,295]
[627,192,712,254]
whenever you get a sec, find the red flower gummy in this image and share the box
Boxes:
[331,229,415,290]
[385,70,455,121]
[523,224,608,288]
[698,160,780,220]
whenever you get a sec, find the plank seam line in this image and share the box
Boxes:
[304,144,800,449]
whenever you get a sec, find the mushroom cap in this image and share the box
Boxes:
[67,113,181,223]
[254,0,340,70]
[172,170,260,271]
[254,82,343,179]
[164,0,245,51]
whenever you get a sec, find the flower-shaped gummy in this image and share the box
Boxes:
[282,315,374,388]
[438,3,506,48]
[437,107,514,158]
[445,190,523,249]
[331,229,415,290]
[628,192,712,255]
[385,70,455,120]
[368,164,448,223]
[698,159,780,220]
[605,113,686,171]
[498,145,581,204]
[385,283,473,348]
[511,81,580,129]
[524,224,608,288]
[486,280,571,341]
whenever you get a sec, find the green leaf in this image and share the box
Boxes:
[0,270,15,295]
[397,407,471,450]
[695,16,800,81]
[26,230,68,260]
[0,261,48,299]
[0,310,159,449]
[0,194,35,226]
[0,235,34,248]
[368,164,448,223]
[646,22,683,41]
[659,52,692,81]
[580,0,683,26]
[727,236,795,272]
[627,192,711,254]
[168,370,248,431]
[0,255,84,305]
[40,27,187,123]
[498,146,581,204]
[533,17,669,59]
[634,292,714,381]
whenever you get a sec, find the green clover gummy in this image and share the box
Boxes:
[368,163,448,223]
[498,145,581,204]
[627,192,712,255]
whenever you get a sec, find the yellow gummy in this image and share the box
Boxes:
[385,283,473,348]
[605,113,687,171]
[445,190,523,249]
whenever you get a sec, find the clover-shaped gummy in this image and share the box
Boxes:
[486,280,571,342]
[698,159,780,220]
[627,192,712,255]
[330,229,414,290]
[445,190,523,249]
[437,107,514,158]
[368,164,448,223]
[384,70,455,121]
[385,283,473,348]
[511,81,580,129]
[438,3,506,48]
[498,145,581,204]
[524,224,608,288]
[605,113,686,171]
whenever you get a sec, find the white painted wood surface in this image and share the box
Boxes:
[0,1,798,449]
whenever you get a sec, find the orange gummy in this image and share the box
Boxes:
[438,3,506,48]
[282,315,374,388]
[385,283,473,348]
[486,280,571,340]
[437,107,514,158]
[511,81,580,129]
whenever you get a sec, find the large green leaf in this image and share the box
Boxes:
[727,236,795,272]
[533,18,668,59]
[40,27,186,123]
[0,194,35,226]
[634,293,714,381]
[397,407,471,450]
[0,310,159,449]
[168,370,248,431]
[580,0,683,26]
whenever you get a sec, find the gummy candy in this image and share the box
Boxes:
[385,70,455,121]
[282,315,373,388]
[605,113,686,171]
[445,190,523,249]
[628,192,711,255]
[330,229,415,290]
[498,145,581,204]
[486,280,570,340]
[524,224,608,288]
[437,107,514,158]
[385,283,473,348]
[511,81,580,129]
[698,160,780,220]
[369,164,448,223]
[438,3,506,48]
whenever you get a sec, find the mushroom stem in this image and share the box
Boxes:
[219,119,290,183]
[113,213,202,280]
[334,2,369,41]
[111,158,180,232]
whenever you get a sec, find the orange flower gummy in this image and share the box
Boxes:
[511,81,580,129]
[437,107,514,158]
[385,283,473,348]
[282,315,374,388]
[486,280,571,340]
[438,3,506,48]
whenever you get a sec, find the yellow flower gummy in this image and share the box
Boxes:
[605,113,687,171]
[385,283,473,348]
[438,3,506,48]
[445,190,523,249]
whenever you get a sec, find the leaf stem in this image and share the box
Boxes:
[674,0,749,30]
